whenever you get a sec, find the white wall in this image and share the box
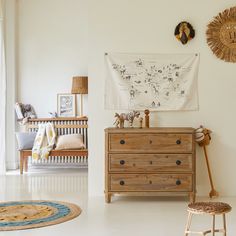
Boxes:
[88,0,236,197]
[18,0,88,117]
[15,0,236,196]
[5,0,18,169]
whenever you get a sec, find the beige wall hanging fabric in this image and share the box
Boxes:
[105,53,199,111]
[206,6,236,63]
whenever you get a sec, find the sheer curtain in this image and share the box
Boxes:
[0,0,6,175]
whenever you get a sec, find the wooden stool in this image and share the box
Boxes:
[185,202,232,235]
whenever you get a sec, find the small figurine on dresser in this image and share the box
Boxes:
[113,110,140,128]
[139,117,143,128]
[144,109,150,128]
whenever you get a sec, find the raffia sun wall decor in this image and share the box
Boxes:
[206,6,236,63]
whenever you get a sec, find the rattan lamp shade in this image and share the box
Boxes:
[71,76,88,94]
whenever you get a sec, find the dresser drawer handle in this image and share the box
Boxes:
[120,180,125,186]
[176,160,182,165]
[120,140,125,145]
[176,140,181,145]
[120,160,125,165]
[176,180,181,185]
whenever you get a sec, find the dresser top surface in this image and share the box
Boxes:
[105,127,195,134]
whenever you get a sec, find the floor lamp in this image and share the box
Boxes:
[71,76,88,117]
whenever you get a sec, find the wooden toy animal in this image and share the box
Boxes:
[195,126,219,198]
[114,110,140,128]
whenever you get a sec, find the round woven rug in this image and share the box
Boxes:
[0,200,82,231]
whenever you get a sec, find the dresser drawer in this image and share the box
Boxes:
[109,154,193,172]
[110,174,192,192]
[109,133,193,153]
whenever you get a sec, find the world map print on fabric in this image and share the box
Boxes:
[105,53,199,111]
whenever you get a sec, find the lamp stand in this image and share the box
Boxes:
[75,94,78,117]
[80,94,83,117]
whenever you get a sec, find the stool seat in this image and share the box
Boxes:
[188,202,232,215]
[185,201,232,235]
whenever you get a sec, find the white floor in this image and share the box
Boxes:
[0,169,235,236]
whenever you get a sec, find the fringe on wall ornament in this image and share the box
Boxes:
[206,6,236,63]
[174,21,195,45]
[195,126,219,198]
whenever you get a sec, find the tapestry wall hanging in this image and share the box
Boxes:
[206,6,236,63]
[105,53,199,111]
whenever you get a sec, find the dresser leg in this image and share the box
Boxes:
[105,193,112,203]
[189,192,195,203]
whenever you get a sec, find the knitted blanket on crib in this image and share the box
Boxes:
[32,123,56,160]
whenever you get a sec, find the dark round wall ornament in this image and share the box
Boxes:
[206,6,236,63]
[174,21,195,45]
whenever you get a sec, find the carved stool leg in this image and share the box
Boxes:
[223,214,226,236]
[184,212,193,236]
[212,215,215,236]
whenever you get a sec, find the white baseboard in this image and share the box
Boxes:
[6,161,19,170]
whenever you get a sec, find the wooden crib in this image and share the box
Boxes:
[19,117,88,174]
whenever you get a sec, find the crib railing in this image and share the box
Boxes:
[27,117,88,167]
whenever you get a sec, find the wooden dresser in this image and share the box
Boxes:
[105,127,196,203]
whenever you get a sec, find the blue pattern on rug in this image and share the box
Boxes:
[0,201,71,227]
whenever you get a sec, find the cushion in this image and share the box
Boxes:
[15,132,37,150]
[55,134,85,150]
